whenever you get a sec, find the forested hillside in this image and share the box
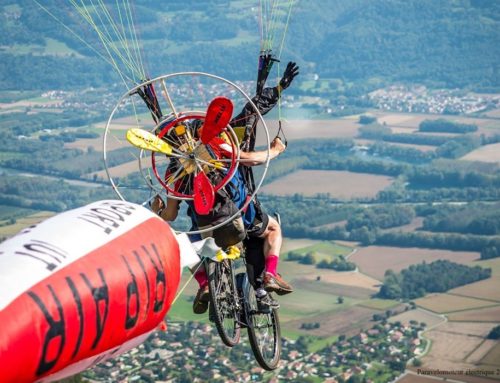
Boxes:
[0,0,499,91]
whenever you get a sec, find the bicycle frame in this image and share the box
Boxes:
[202,244,281,370]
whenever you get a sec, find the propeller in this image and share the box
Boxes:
[193,170,215,215]
[200,96,233,144]
[127,97,234,216]
[126,128,172,155]
[194,96,233,214]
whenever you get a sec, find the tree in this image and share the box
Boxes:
[359,114,377,125]
[338,296,345,304]
[300,252,316,265]
[412,358,423,367]
[378,260,492,299]
[487,325,500,339]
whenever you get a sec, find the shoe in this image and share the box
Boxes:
[256,293,280,313]
[263,273,293,296]
[193,285,210,314]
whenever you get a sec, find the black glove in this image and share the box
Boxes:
[279,61,299,90]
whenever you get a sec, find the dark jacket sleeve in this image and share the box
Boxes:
[230,86,280,128]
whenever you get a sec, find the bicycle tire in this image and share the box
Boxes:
[207,260,241,347]
[244,280,281,370]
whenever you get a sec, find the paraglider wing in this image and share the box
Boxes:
[0,200,181,383]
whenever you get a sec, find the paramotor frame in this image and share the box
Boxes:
[103,72,271,235]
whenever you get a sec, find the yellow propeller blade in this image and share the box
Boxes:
[126,128,172,155]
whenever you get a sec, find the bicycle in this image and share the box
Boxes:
[203,245,282,371]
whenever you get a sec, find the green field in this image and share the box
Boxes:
[0,38,81,57]
[285,240,353,262]
[279,287,357,322]
[0,210,55,238]
[0,90,39,102]
[166,294,210,324]
[168,240,392,341]
[0,205,41,221]
[0,152,24,161]
[358,298,400,310]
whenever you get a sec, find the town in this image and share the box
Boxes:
[368,85,500,115]
[84,312,426,383]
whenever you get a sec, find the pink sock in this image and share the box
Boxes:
[265,254,279,277]
[194,269,208,288]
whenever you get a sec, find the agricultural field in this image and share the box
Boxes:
[281,238,323,253]
[299,269,381,291]
[374,113,424,127]
[0,37,81,57]
[415,294,497,314]
[447,306,500,322]
[65,136,108,151]
[282,305,379,338]
[383,217,425,233]
[389,126,419,134]
[421,322,500,373]
[314,219,348,230]
[260,170,394,199]
[64,112,154,152]
[410,254,500,378]
[0,98,61,112]
[169,239,397,340]
[461,142,500,163]
[293,279,376,300]
[0,205,39,221]
[382,141,437,152]
[167,236,489,346]
[358,298,400,310]
[466,340,498,364]
[479,342,500,369]
[354,137,438,152]
[416,257,500,316]
[476,257,500,275]
[0,211,55,239]
[350,246,479,280]
[277,254,376,293]
[372,111,499,132]
[168,259,364,332]
[90,160,147,180]
[389,308,446,329]
[94,113,155,131]
[484,108,500,118]
[278,283,360,323]
[449,278,500,303]
[285,240,353,262]
[260,117,361,145]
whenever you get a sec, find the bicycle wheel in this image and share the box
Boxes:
[207,260,241,347]
[244,280,281,370]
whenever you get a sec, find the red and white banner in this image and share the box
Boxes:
[0,200,181,383]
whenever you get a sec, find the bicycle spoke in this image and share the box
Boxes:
[208,260,240,347]
[194,157,230,172]
[246,284,281,370]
